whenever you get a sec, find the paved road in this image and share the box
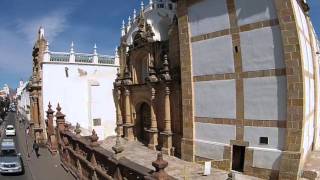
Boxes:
[0,112,74,180]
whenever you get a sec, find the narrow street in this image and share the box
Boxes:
[0,112,74,180]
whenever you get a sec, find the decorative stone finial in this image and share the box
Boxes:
[112,136,124,155]
[70,41,74,54]
[45,41,49,53]
[140,1,144,11]
[56,103,61,112]
[90,129,99,147]
[128,16,132,25]
[121,20,126,36]
[39,26,45,39]
[93,44,97,55]
[152,153,169,179]
[55,103,65,119]
[46,102,54,114]
[133,9,137,20]
[75,123,81,137]
[160,54,171,82]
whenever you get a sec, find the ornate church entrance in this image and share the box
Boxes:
[137,103,151,145]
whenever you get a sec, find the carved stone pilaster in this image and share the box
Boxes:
[115,88,123,136]
[146,86,158,150]
[123,88,134,141]
[160,54,173,155]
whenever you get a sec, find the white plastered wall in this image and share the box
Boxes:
[240,26,285,72]
[194,80,236,119]
[188,0,230,37]
[292,0,317,160]
[191,35,235,76]
[244,76,287,120]
[42,63,117,139]
[235,0,277,26]
[195,122,236,160]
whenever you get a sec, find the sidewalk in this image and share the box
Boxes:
[15,116,74,180]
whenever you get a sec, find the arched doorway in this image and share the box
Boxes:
[137,102,151,145]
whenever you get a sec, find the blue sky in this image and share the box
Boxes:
[0,0,319,89]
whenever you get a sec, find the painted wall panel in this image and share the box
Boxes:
[252,148,282,170]
[192,35,234,76]
[244,76,287,120]
[42,64,117,139]
[241,26,285,72]
[236,0,277,26]
[195,140,225,160]
[244,127,285,150]
[195,122,236,144]
[195,80,236,119]
[188,0,230,37]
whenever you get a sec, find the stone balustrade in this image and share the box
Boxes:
[50,103,173,180]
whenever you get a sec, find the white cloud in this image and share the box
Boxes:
[16,8,71,44]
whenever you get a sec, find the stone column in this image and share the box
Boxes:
[123,88,134,141]
[116,88,123,136]
[32,95,42,143]
[33,95,40,128]
[55,103,66,132]
[161,86,173,155]
[146,87,158,150]
[46,102,55,136]
[46,102,57,154]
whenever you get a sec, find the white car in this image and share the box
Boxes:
[5,125,16,136]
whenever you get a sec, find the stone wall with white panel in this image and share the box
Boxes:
[244,76,287,120]
[191,35,234,76]
[251,148,282,170]
[194,80,236,119]
[235,0,277,26]
[195,140,225,160]
[240,26,285,72]
[244,126,285,150]
[188,0,230,37]
[195,122,235,160]
[195,122,236,144]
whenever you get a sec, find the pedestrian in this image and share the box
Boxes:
[32,140,40,158]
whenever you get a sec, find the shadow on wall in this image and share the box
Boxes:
[236,0,277,25]
[272,154,282,171]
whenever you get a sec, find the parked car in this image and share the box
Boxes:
[0,139,23,174]
[5,125,16,136]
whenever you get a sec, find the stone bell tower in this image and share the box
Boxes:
[28,26,48,144]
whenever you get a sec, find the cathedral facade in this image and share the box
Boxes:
[115,0,182,156]
[115,0,319,179]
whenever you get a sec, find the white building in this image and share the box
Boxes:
[41,39,119,140]
[0,84,10,98]
[16,80,31,121]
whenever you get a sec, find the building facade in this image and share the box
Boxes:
[176,0,320,179]
[116,0,320,179]
[115,0,181,156]
[16,80,31,121]
[30,27,119,142]
[29,27,47,143]
[0,84,10,98]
